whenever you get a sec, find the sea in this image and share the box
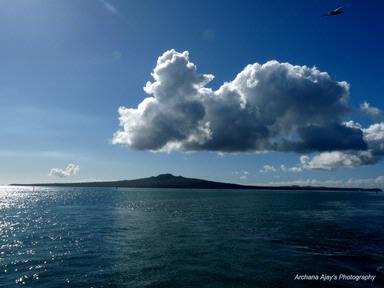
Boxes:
[0,186,383,287]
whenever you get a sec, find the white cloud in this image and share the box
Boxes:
[287,166,303,173]
[260,165,277,173]
[260,164,303,173]
[99,0,117,14]
[49,164,79,178]
[344,120,362,130]
[363,122,384,142]
[280,165,287,172]
[281,164,303,173]
[233,171,249,175]
[360,101,382,119]
[233,171,249,179]
[300,151,374,170]
[113,49,364,153]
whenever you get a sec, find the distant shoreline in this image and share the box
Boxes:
[10,174,382,192]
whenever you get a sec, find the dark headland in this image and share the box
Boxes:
[11,173,382,192]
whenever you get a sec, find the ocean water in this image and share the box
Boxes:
[0,187,383,288]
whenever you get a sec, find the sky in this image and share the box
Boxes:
[0,0,383,187]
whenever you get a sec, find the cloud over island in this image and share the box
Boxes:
[113,49,383,169]
[49,163,80,178]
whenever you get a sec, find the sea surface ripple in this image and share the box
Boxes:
[0,187,383,287]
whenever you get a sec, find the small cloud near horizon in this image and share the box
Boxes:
[260,165,277,173]
[267,175,384,189]
[260,164,303,173]
[49,163,80,178]
[232,171,249,179]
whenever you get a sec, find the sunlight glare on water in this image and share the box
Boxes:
[0,186,383,287]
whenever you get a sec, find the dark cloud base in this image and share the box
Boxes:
[113,50,383,169]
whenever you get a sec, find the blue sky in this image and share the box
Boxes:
[0,0,383,186]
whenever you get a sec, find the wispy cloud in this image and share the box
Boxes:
[260,164,303,173]
[99,0,117,14]
[360,101,383,119]
[232,171,249,179]
[280,165,303,173]
[203,28,216,42]
[259,165,277,173]
[49,163,80,178]
[0,150,77,159]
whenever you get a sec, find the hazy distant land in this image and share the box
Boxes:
[11,174,382,192]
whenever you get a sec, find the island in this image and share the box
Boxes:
[10,173,382,192]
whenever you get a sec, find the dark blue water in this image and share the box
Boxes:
[1,187,383,287]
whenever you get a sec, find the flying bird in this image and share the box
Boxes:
[322,7,345,17]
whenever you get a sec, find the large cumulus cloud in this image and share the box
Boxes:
[113,49,366,154]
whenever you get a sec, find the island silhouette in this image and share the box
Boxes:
[11,173,382,192]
